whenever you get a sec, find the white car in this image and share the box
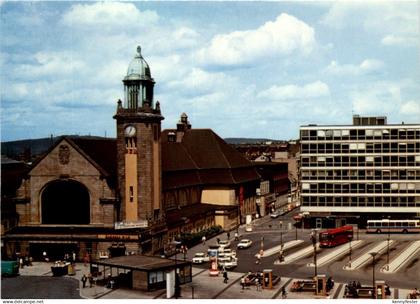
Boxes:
[218,240,231,249]
[237,239,253,249]
[219,248,236,257]
[192,252,210,264]
[221,257,238,269]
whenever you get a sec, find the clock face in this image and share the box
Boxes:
[124,125,136,137]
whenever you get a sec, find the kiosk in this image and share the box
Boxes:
[375,280,386,299]
[315,274,326,296]
[262,269,273,289]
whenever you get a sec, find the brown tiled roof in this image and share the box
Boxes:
[69,137,117,179]
[1,157,29,198]
[161,129,260,189]
[166,203,236,227]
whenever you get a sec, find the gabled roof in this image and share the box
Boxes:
[161,129,260,187]
[28,136,117,186]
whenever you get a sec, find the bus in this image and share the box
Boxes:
[319,225,353,247]
[367,219,420,234]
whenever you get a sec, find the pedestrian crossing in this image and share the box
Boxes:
[262,239,419,272]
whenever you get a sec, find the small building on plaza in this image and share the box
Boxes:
[90,255,191,291]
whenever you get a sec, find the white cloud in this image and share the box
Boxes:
[400,100,420,115]
[61,2,158,30]
[325,59,384,76]
[351,83,402,114]
[257,81,330,100]
[196,13,315,66]
[321,2,419,47]
[12,51,86,80]
[381,35,418,47]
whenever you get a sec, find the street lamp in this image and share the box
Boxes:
[348,234,352,268]
[260,236,264,256]
[310,230,317,278]
[369,252,378,299]
[386,217,390,270]
[171,240,182,299]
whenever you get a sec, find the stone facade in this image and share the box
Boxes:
[15,138,117,226]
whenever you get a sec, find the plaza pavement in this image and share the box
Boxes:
[17,261,414,299]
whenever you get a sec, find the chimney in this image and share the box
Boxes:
[176,113,191,142]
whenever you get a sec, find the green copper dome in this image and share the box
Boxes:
[125,46,152,81]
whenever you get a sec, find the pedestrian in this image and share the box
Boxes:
[19,257,24,269]
[281,286,287,298]
[223,270,228,284]
[88,273,93,288]
[241,277,245,290]
[81,274,87,288]
[202,235,206,245]
[256,253,261,264]
[227,232,230,240]
[256,278,261,291]
[234,232,239,241]
[217,238,220,244]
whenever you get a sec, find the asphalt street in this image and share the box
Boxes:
[1,275,81,299]
[187,208,420,290]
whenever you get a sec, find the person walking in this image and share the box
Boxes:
[256,278,261,291]
[81,274,87,288]
[234,232,239,241]
[223,270,228,284]
[281,286,287,298]
[88,273,93,288]
[202,235,206,245]
[256,253,261,264]
[227,231,230,240]
[241,277,245,290]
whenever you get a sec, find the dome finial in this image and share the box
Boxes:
[137,45,142,56]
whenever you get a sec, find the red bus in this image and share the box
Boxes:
[319,225,353,247]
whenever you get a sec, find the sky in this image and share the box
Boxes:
[1,1,419,142]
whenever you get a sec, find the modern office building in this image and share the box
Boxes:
[299,115,420,228]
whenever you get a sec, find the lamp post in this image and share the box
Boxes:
[310,230,317,278]
[369,252,378,299]
[386,217,390,270]
[260,236,264,256]
[348,235,352,268]
[171,240,182,299]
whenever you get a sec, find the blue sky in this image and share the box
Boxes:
[1,1,419,142]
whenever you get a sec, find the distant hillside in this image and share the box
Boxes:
[2,135,290,161]
[224,138,285,145]
[1,135,108,162]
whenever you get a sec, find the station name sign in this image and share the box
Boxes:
[114,220,148,230]
[98,234,138,240]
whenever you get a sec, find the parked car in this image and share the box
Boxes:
[237,239,253,249]
[218,240,231,249]
[245,224,253,232]
[270,211,281,218]
[192,252,210,264]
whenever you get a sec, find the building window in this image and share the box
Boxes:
[129,186,134,202]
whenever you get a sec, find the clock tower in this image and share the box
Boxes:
[114,46,165,252]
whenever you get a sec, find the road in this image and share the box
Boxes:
[1,275,81,299]
[187,208,420,290]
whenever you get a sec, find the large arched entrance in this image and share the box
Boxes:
[41,180,90,224]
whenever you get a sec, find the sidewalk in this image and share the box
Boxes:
[17,262,415,299]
